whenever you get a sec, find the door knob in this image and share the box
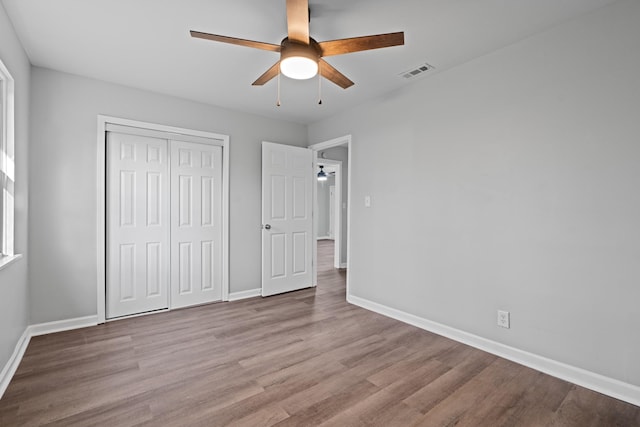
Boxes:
[263,224,271,230]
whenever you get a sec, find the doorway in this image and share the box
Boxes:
[309,135,352,293]
[315,158,342,269]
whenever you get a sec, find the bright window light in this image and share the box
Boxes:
[0,58,15,259]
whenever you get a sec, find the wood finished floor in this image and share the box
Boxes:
[1,241,639,426]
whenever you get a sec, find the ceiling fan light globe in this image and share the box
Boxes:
[281,56,318,80]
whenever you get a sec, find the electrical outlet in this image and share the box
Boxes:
[497,310,510,329]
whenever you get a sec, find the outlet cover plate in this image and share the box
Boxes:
[497,310,510,328]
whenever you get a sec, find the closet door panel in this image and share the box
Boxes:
[170,140,223,308]
[107,132,169,318]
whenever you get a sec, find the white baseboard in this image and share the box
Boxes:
[228,288,262,301]
[316,236,333,241]
[28,315,98,337]
[0,329,30,399]
[0,315,98,399]
[338,263,347,269]
[347,294,640,407]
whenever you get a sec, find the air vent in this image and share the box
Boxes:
[399,62,435,80]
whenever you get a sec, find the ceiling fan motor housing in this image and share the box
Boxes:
[279,37,322,79]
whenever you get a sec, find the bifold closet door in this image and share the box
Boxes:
[170,140,223,308]
[107,132,170,319]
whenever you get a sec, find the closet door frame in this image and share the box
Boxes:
[96,115,229,324]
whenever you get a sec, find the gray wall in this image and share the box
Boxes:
[0,3,30,370]
[308,0,640,386]
[29,67,307,324]
[319,147,349,266]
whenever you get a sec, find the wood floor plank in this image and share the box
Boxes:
[319,360,452,426]
[446,362,549,426]
[412,357,523,426]
[486,372,573,427]
[367,342,453,388]
[402,347,498,414]
[0,240,638,426]
[43,400,153,427]
[225,404,290,427]
[278,369,365,415]
[549,386,640,427]
[318,389,424,427]
[272,380,380,426]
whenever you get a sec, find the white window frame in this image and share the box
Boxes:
[0,58,20,271]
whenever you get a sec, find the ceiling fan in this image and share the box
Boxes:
[190,0,405,90]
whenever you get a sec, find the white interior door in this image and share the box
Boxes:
[107,132,170,318]
[170,140,223,308]
[262,142,313,296]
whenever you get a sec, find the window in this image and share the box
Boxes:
[0,58,16,266]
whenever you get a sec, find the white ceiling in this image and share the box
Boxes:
[2,0,617,125]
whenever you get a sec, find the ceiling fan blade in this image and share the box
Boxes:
[319,59,354,89]
[190,31,281,52]
[252,62,281,86]
[319,32,404,57]
[286,0,310,44]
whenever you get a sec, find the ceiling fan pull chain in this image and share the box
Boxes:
[277,67,282,107]
[318,61,323,105]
